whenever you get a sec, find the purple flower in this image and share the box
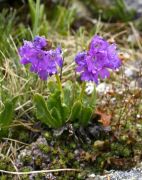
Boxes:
[19,36,63,80]
[75,35,121,84]
[33,36,47,49]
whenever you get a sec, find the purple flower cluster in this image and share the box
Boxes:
[19,36,63,80]
[75,35,121,84]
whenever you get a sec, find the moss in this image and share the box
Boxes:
[52,148,58,155]
[0,158,14,179]
[35,173,46,180]
[77,173,84,179]
[12,128,30,143]
[93,140,105,150]
[73,161,80,167]
[119,135,129,142]
[18,131,29,142]
[0,175,7,180]
[121,148,131,157]
[58,159,65,165]
[7,165,15,172]
[0,157,14,172]
[134,142,142,155]
[21,175,29,180]
[43,131,52,141]
[21,166,32,180]
[111,143,131,157]
[69,142,77,149]
[21,155,32,165]
[35,156,43,167]
[0,160,7,170]
[67,152,74,160]
[38,144,50,154]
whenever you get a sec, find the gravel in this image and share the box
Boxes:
[87,166,142,180]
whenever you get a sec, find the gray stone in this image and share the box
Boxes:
[125,0,142,14]
[92,0,142,17]
[87,166,142,180]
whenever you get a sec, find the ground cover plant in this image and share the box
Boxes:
[0,0,142,179]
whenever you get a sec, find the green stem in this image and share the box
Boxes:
[55,74,64,100]
[94,84,97,100]
[79,82,86,101]
[91,83,97,108]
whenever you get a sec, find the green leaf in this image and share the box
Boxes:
[28,0,36,24]
[28,0,45,36]
[60,104,70,123]
[53,6,76,35]
[80,106,93,126]
[34,93,55,127]
[70,101,82,122]
[48,81,58,94]
[63,81,73,107]
[83,86,97,108]
[50,107,63,128]
[0,97,17,137]
[47,91,61,111]
[47,91,69,125]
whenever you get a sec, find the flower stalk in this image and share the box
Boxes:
[79,82,86,101]
[55,74,64,101]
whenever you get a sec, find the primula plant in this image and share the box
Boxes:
[0,97,17,137]
[19,35,121,128]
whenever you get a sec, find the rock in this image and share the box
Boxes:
[93,140,105,149]
[124,59,142,88]
[82,0,142,21]
[95,0,142,17]
[71,0,91,18]
[85,82,94,95]
[125,0,142,15]
[124,67,134,77]
[88,173,96,178]
[86,166,142,180]
[127,31,140,45]
[53,126,68,137]
[96,83,112,94]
